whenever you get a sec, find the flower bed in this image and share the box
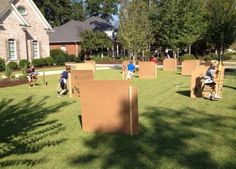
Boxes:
[0,78,28,88]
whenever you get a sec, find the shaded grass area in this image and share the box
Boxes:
[0,70,236,169]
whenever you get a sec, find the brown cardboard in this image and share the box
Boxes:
[190,66,208,98]
[79,80,139,135]
[181,60,200,75]
[69,70,94,98]
[122,61,130,80]
[85,60,96,74]
[138,61,157,78]
[190,66,224,98]
[163,59,177,71]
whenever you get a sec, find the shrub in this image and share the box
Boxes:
[73,56,83,63]
[66,54,76,62]
[43,57,54,66]
[7,61,18,69]
[53,55,67,66]
[204,53,218,61]
[20,66,27,78]
[180,54,196,62]
[223,52,233,60]
[50,49,67,65]
[19,59,30,68]
[0,58,5,71]
[32,58,47,67]
[4,67,13,78]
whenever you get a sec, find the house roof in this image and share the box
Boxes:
[49,16,114,43]
[0,0,13,19]
[0,0,52,30]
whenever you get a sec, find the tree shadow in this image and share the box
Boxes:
[0,96,71,167]
[223,85,236,90]
[68,106,236,169]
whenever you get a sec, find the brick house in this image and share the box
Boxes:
[49,16,118,57]
[0,0,53,63]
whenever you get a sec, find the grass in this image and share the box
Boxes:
[0,69,236,169]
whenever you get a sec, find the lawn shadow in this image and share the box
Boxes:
[176,90,190,97]
[68,106,236,169]
[0,96,72,168]
[223,85,236,90]
[78,115,82,128]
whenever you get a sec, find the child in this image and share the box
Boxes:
[204,60,222,100]
[126,61,136,80]
[57,67,70,97]
[26,65,38,87]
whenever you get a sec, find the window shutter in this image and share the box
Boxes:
[39,41,42,58]
[16,40,20,60]
[31,40,34,60]
[5,39,9,61]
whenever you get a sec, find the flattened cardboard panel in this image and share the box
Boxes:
[190,66,208,98]
[182,60,200,75]
[69,70,94,97]
[122,61,130,80]
[163,59,177,71]
[79,80,139,135]
[69,63,94,72]
[129,86,139,135]
[138,62,156,78]
[85,60,96,73]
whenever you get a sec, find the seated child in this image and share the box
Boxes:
[204,60,222,100]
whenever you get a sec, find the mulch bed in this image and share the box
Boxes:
[0,78,28,88]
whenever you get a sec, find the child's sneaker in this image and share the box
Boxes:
[214,94,222,99]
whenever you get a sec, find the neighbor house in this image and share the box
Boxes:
[49,16,118,57]
[0,0,53,63]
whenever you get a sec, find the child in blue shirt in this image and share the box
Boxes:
[126,61,135,80]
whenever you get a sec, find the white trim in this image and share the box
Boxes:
[27,0,53,30]
[8,39,17,61]
[11,4,30,26]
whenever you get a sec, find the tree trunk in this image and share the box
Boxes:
[188,45,191,55]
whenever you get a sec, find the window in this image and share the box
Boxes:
[8,39,17,60]
[32,40,39,59]
[17,5,28,16]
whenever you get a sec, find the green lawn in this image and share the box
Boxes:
[0,69,236,169]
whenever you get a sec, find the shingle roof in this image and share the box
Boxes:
[49,16,114,43]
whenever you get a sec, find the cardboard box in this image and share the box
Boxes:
[181,60,200,75]
[79,80,139,135]
[138,61,157,78]
[163,59,177,71]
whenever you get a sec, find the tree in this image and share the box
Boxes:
[205,0,236,55]
[118,0,154,61]
[81,30,112,58]
[84,0,119,22]
[151,0,207,57]
[33,0,85,27]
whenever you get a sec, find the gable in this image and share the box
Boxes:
[0,0,13,21]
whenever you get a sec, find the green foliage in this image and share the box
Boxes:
[20,66,27,78]
[32,59,47,67]
[4,67,13,78]
[7,61,18,69]
[152,0,206,51]
[223,52,233,60]
[43,57,54,66]
[50,49,66,60]
[180,54,196,62]
[84,0,119,21]
[206,0,236,51]
[54,55,67,66]
[204,53,218,61]
[81,30,112,57]
[50,49,68,65]
[19,59,30,68]
[118,0,153,57]
[34,0,85,26]
[0,58,5,71]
